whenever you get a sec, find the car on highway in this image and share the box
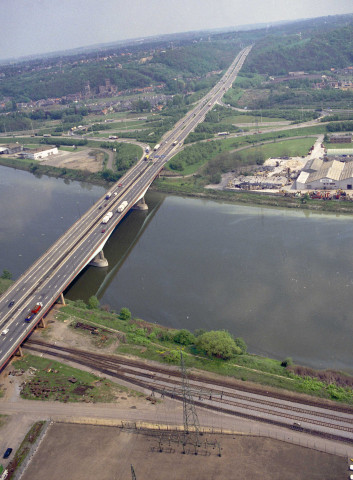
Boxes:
[3,448,12,459]
[101,229,106,233]
[118,183,123,187]
[1,328,9,335]
[8,301,15,307]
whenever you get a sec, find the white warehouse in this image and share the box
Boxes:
[296,159,353,190]
[23,146,58,161]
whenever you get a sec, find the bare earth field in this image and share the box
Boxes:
[20,423,346,480]
[41,148,106,172]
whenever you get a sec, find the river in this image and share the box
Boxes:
[1,166,352,373]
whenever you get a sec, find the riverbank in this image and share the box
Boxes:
[39,301,353,406]
[3,156,353,215]
[0,156,111,186]
[152,179,353,214]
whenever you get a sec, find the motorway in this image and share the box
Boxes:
[0,45,252,371]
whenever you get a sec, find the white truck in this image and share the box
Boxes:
[153,144,160,151]
[117,201,128,213]
[105,192,112,199]
[102,211,113,224]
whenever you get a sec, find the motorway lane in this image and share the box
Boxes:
[0,46,252,369]
[0,157,151,319]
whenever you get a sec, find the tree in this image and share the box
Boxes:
[88,295,100,309]
[1,269,12,280]
[173,329,195,345]
[234,337,247,354]
[119,307,131,321]
[196,330,241,360]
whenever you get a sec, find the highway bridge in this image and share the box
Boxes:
[0,46,252,371]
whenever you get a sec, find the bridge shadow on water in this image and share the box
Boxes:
[63,191,165,304]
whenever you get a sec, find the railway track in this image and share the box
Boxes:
[24,340,353,444]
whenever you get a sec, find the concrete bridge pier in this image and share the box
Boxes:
[57,292,66,306]
[37,317,47,328]
[15,346,23,357]
[89,250,109,268]
[133,197,148,211]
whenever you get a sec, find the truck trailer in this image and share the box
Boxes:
[25,302,43,322]
[102,211,113,224]
[117,201,128,213]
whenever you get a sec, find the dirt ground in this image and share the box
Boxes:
[20,423,346,480]
[41,148,106,172]
[36,306,121,355]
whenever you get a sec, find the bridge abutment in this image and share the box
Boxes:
[132,197,148,211]
[89,250,109,268]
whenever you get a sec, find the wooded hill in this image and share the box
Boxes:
[244,14,353,75]
[0,34,249,103]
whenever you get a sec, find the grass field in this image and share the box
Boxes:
[167,135,316,176]
[0,278,13,295]
[236,137,315,159]
[13,354,143,403]
[326,143,353,149]
[222,115,289,124]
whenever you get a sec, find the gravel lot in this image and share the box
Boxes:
[20,423,346,480]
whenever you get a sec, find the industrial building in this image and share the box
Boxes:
[21,146,58,161]
[296,159,353,190]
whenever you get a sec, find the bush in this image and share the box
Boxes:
[160,349,182,364]
[74,299,86,309]
[196,330,241,360]
[119,307,131,321]
[158,330,175,342]
[87,295,100,310]
[173,329,196,345]
[281,357,293,367]
[1,269,12,280]
[234,337,247,354]
[127,332,150,346]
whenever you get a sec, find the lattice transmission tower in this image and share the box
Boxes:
[180,350,200,447]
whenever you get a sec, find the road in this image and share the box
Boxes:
[0,352,351,459]
[0,46,252,371]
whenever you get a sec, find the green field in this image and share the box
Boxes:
[13,354,143,403]
[326,143,353,150]
[237,137,315,159]
[222,115,289,124]
[0,278,13,295]
[167,135,317,176]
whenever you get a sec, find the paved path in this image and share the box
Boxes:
[0,384,352,459]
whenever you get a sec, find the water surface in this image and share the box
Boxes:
[1,165,352,372]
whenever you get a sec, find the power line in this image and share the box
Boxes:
[180,350,200,449]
